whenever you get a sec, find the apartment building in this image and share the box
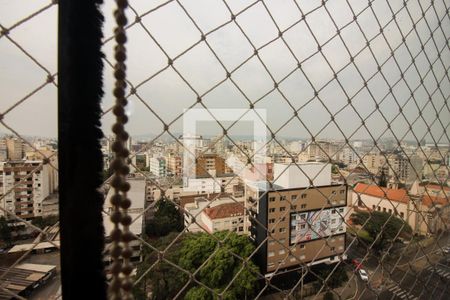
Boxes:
[362,152,382,175]
[246,163,348,275]
[166,153,182,177]
[183,175,242,195]
[0,139,7,161]
[0,160,52,221]
[5,138,24,160]
[195,153,227,177]
[150,157,166,177]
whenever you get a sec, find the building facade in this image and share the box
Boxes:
[0,161,52,221]
[247,183,347,275]
[150,157,166,177]
[245,162,347,275]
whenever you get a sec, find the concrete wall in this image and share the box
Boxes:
[274,162,331,189]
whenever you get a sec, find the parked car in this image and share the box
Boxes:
[358,269,369,281]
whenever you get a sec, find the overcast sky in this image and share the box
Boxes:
[0,0,449,144]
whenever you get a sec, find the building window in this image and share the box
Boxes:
[400,212,405,219]
[269,197,275,202]
[330,247,335,251]
[300,204,307,209]
[299,255,306,260]
[269,208,276,213]
[279,228,286,233]
[383,207,386,213]
[268,251,275,257]
[339,208,344,213]
[290,256,296,262]
[332,209,336,214]
[280,196,286,201]
[268,263,275,268]
[372,205,376,210]
[279,249,286,255]
[279,238,286,244]
[238,227,243,232]
[300,244,305,249]
[340,190,345,194]
[291,195,298,201]
[377,206,381,211]
[268,240,275,246]
[388,209,392,214]
[291,205,297,210]
[301,194,307,199]
[269,218,275,224]
[280,207,286,212]
[300,224,306,229]
[331,219,336,224]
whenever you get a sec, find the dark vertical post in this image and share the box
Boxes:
[58,1,107,299]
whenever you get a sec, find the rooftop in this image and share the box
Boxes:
[421,195,449,208]
[354,183,410,204]
[204,202,245,220]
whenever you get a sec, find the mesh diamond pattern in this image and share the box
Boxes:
[1,0,449,299]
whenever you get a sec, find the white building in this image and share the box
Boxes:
[150,157,166,177]
[183,196,246,234]
[273,162,332,189]
[183,175,241,195]
[0,160,53,221]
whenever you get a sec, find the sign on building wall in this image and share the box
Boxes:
[290,208,345,244]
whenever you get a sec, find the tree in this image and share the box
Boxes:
[350,211,412,252]
[134,232,188,300]
[313,264,348,290]
[145,198,183,237]
[179,231,260,299]
[0,217,12,246]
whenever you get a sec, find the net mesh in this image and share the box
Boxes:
[0,0,449,299]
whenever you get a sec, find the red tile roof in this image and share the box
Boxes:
[204,202,244,220]
[422,195,449,208]
[354,183,410,204]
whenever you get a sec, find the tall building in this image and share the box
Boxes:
[166,153,182,177]
[6,138,24,160]
[0,139,7,161]
[246,163,347,275]
[362,152,382,175]
[383,154,410,183]
[195,153,227,177]
[150,157,166,177]
[0,161,53,221]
